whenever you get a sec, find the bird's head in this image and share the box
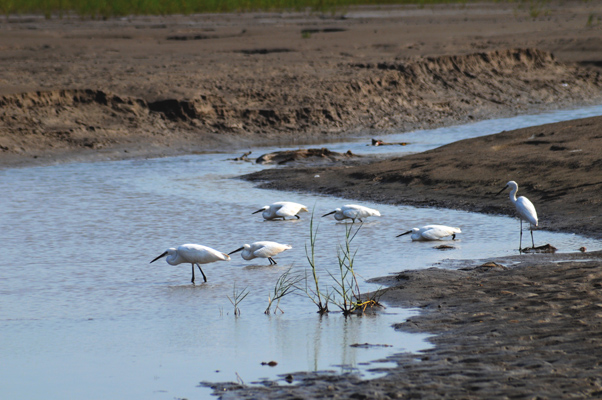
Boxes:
[300,206,309,213]
[496,180,517,196]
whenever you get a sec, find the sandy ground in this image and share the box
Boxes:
[2,1,602,399]
[2,1,602,168]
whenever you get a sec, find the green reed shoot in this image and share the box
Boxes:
[226,284,250,317]
[301,210,329,314]
[265,268,303,314]
[328,221,363,315]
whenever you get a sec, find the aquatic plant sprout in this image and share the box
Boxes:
[300,214,384,316]
[264,268,303,314]
[302,211,330,314]
[227,284,250,317]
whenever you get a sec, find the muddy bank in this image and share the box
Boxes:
[209,251,602,399]
[2,1,602,167]
[222,112,602,400]
[243,115,602,239]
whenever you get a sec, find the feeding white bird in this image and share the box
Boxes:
[150,244,230,283]
[252,201,309,220]
[322,204,381,223]
[497,180,538,251]
[228,241,292,265]
[397,225,461,241]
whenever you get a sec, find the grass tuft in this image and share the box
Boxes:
[227,284,250,317]
[265,267,303,314]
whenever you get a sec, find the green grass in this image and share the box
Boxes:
[2,0,484,19]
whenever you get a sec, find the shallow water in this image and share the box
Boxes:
[2,105,602,400]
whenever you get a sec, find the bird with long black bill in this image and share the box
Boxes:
[496,180,538,252]
[252,201,308,220]
[397,225,461,241]
[322,204,381,223]
[228,241,292,265]
[150,244,230,283]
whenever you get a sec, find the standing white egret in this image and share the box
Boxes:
[228,241,292,265]
[321,204,381,223]
[496,180,538,251]
[150,244,230,283]
[396,225,461,241]
[252,201,308,220]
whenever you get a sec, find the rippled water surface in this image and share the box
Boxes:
[2,106,602,399]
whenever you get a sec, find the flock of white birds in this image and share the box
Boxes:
[151,180,538,284]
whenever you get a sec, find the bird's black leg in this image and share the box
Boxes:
[269,257,277,265]
[197,264,207,282]
[519,220,523,252]
[191,264,195,284]
[452,233,456,240]
[530,227,535,249]
[295,215,300,219]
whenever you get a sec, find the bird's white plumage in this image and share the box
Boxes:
[254,201,309,220]
[322,204,381,222]
[229,241,292,264]
[165,244,231,265]
[150,243,230,283]
[503,181,538,226]
[497,180,538,250]
[399,225,461,241]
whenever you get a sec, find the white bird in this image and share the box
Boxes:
[397,225,461,241]
[322,204,381,223]
[150,244,230,283]
[496,180,538,251]
[252,201,309,220]
[228,241,292,265]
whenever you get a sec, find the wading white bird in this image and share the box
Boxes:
[322,204,381,223]
[397,225,461,241]
[150,244,230,284]
[228,241,292,265]
[253,201,309,220]
[497,180,538,251]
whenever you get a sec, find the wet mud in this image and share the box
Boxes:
[2,2,602,399]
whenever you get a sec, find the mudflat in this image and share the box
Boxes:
[1,1,602,168]
[2,2,602,399]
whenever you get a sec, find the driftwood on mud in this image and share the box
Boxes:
[255,148,357,165]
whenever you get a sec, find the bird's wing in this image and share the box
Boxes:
[177,244,204,262]
[342,208,360,219]
[275,202,300,217]
[179,244,228,262]
[421,226,458,240]
[516,197,538,226]
[253,242,291,258]
[421,228,445,240]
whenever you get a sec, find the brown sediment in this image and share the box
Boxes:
[2,2,602,168]
[2,2,602,398]
[208,252,602,399]
[243,115,602,239]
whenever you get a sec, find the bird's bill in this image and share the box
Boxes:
[495,184,509,196]
[150,251,168,263]
[322,211,336,217]
[396,230,412,238]
[252,208,264,214]
[228,247,244,255]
